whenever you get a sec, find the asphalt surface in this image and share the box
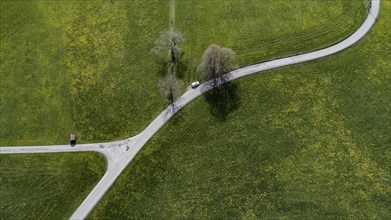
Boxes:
[0,138,136,171]
[0,1,380,219]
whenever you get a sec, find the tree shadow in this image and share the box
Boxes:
[156,58,170,77]
[162,101,184,126]
[155,52,187,79]
[175,52,187,79]
[170,110,183,125]
[204,81,241,122]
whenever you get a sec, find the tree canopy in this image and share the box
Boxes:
[153,29,184,69]
[197,44,237,87]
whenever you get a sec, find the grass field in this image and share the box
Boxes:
[89,1,390,219]
[0,1,380,218]
[176,0,367,82]
[62,1,168,143]
[0,152,106,219]
[1,1,366,145]
[0,1,75,146]
[0,0,168,145]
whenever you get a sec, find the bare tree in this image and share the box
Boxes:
[153,29,184,72]
[197,44,237,87]
[158,74,183,113]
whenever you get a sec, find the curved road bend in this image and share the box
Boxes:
[0,1,380,219]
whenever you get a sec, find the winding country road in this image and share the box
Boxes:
[0,1,380,219]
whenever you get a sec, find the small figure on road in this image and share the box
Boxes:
[69,134,76,147]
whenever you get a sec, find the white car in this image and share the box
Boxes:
[191,81,200,89]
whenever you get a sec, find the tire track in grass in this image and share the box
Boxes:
[232,1,366,63]
[170,0,175,30]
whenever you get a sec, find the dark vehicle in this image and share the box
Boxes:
[70,134,77,147]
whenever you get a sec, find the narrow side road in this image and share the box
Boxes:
[0,137,137,171]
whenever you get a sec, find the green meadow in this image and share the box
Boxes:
[0,152,106,219]
[89,1,390,219]
[1,0,388,219]
[1,0,366,145]
[176,0,367,82]
[0,0,168,145]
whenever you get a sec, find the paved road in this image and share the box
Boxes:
[0,1,380,219]
[0,138,137,171]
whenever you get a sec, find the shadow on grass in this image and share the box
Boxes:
[204,81,241,122]
[155,53,187,79]
[156,58,169,77]
[169,110,183,126]
[176,53,187,79]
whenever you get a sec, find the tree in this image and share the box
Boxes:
[197,44,237,87]
[158,74,183,113]
[153,29,184,73]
